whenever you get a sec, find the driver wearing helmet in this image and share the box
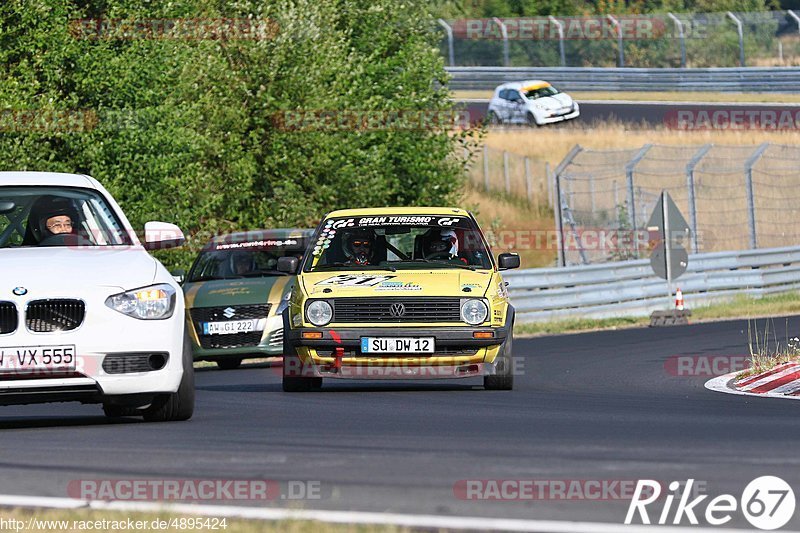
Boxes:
[27,195,78,245]
[230,251,255,276]
[343,229,376,266]
[423,229,459,260]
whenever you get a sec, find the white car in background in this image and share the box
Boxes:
[0,172,193,421]
[487,80,579,126]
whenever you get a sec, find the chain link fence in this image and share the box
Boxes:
[555,143,800,265]
[467,145,553,209]
[438,10,800,68]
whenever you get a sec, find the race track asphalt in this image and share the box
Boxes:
[2,316,800,529]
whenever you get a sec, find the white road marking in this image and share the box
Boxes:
[0,493,793,533]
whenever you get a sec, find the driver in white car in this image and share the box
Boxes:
[26,195,78,244]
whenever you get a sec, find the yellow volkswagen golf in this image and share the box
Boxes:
[277,207,520,392]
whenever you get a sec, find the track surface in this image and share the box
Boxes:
[460,98,800,127]
[2,317,800,528]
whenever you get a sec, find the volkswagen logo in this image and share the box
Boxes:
[12,287,27,296]
[389,303,406,318]
[223,307,236,319]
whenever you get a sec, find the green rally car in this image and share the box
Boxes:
[183,229,312,369]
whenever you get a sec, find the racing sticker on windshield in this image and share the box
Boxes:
[350,216,462,227]
[316,275,396,286]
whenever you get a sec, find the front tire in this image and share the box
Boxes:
[526,112,540,127]
[143,333,195,422]
[484,334,514,391]
[282,353,322,392]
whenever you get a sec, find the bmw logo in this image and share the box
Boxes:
[12,287,27,296]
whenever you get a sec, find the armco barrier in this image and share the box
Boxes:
[505,245,800,322]
[446,67,800,92]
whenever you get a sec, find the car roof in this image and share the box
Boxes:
[324,207,471,218]
[0,171,97,189]
[497,80,551,92]
[209,228,314,244]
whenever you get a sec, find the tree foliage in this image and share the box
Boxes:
[0,0,472,268]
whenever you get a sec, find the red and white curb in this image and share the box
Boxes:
[705,361,800,400]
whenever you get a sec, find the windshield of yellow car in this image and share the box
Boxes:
[304,215,493,272]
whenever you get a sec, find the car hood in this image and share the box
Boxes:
[302,269,494,298]
[0,247,158,296]
[529,93,573,110]
[184,276,293,309]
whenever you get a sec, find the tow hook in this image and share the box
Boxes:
[333,347,344,373]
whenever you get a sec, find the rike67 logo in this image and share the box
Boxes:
[626,477,795,530]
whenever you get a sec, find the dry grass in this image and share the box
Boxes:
[462,185,557,268]
[483,126,800,168]
[736,317,800,378]
[453,90,800,103]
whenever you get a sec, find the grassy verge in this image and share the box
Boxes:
[514,292,800,337]
[453,90,800,103]
[0,508,405,533]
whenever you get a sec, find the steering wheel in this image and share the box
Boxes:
[38,233,93,247]
[424,251,452,261]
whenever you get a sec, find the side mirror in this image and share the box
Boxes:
[277,256,299,274]
[0,201,15,215]
[143,221,185,251]
[171,269,186,284]
[498,253,520,270]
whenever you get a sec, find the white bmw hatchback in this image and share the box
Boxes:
[0,172,193,421]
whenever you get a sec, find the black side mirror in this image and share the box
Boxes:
[277,256,299,274]
[171,269,186,284]
[0,201,15,215]
[498,253,520,270]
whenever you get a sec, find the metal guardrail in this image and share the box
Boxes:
[505,245,800,322]
[446,67,800,92]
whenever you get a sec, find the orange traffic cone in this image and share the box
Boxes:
[675,288,685,310]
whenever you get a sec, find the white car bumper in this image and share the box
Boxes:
[0,294,184,403]
[539,107,580,125]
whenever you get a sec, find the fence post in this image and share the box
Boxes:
[437,19,455,67]
[744,143,769,249]
[548,16,566,67]
[624,144,653,255]
[726,11,746,67]
[524,157,533,204]
[607,15,625,67]
[492,17,510,67]
[685,144,712,253]
[667,13,687,68]
[483,145,490,191]
[553,145,583,267]
[503,151,510,194]
[789,10,800,33]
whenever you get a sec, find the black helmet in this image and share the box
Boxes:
[343,229,375,266]
[28,195,79,243]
